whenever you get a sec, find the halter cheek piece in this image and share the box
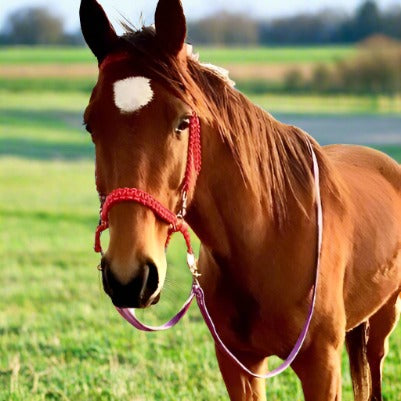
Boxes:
[94,112,201,262]
[93,113,323,379]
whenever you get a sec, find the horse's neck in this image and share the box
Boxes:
[186,120,316,264]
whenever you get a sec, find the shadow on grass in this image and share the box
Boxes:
[1,109,85,131]
[1,108,93,160]
[0,137,94,160]
[2,208,96,226]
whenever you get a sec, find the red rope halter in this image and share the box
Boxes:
[94,112,201,256]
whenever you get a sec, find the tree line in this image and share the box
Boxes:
[189,1,401,46]
[1,0,400,46]
[0,7,82,45]
[284,37,401,95]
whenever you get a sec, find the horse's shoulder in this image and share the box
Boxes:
[322,144,401,193]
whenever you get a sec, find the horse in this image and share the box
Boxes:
[79,0,401,400]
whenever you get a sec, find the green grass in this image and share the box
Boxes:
[252,93,401,115]
[1,90,400,400]
[0,46,94,64]
[196,46,355,65]
[0,91,88,112]
[0,77,96,94]
[0,45,354,65]
[0,158,222,401]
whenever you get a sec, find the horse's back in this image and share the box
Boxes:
[323,144,401,194]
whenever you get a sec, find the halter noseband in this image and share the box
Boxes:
[94,112,201,270]
[93,113,323,380]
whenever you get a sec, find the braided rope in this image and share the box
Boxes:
[182,113,202,194]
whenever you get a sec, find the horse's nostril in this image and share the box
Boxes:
[145,261,159,295]
[139,261,159,305]
[100,260,160,308]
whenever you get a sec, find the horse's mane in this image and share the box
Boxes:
[119,26,342,225]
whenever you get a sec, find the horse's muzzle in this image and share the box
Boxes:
[101,257,160,308]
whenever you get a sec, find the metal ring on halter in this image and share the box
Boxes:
[177,191,188,219]
[187,252,201,279]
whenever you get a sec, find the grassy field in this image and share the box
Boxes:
[0,46,355,65]
[2,46,401,115]
[1,45,400,400]
[0,46,356,95]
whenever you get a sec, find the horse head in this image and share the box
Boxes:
[80,0,202,308]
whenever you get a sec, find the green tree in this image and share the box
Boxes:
[188,12,259,46]
[338,0,382,42]
[355,0,382,39]
[3,7,65,45]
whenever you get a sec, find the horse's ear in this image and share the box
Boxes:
[80,0,119,63]
[155,0,187,56]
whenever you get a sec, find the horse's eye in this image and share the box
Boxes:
[175,117,191,134]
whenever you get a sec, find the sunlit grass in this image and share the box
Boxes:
[253,93,401,115]
[0,46,354,65]
[0,156,227,401]
[0,90,88,112]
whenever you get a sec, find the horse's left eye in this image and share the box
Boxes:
[175,117,190,134]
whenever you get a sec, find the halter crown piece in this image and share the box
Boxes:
[94,113,324,379]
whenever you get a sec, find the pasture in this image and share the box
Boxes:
[0,46,354,65]
[0,45,357,95]
[0,46,401,400]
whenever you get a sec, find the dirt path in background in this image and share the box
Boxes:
[0,64,98,78]
[228,63,314,80]
[0,63,315,81]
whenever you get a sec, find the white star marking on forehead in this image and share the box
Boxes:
[113,76,154,113]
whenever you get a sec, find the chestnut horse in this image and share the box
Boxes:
[80,0,401,399]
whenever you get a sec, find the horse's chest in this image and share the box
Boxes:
[202,273,296,358]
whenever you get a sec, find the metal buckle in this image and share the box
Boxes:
[187,252,201,280]
[177,191,188,219]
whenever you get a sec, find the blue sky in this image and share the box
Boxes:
[1,0,400,32]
